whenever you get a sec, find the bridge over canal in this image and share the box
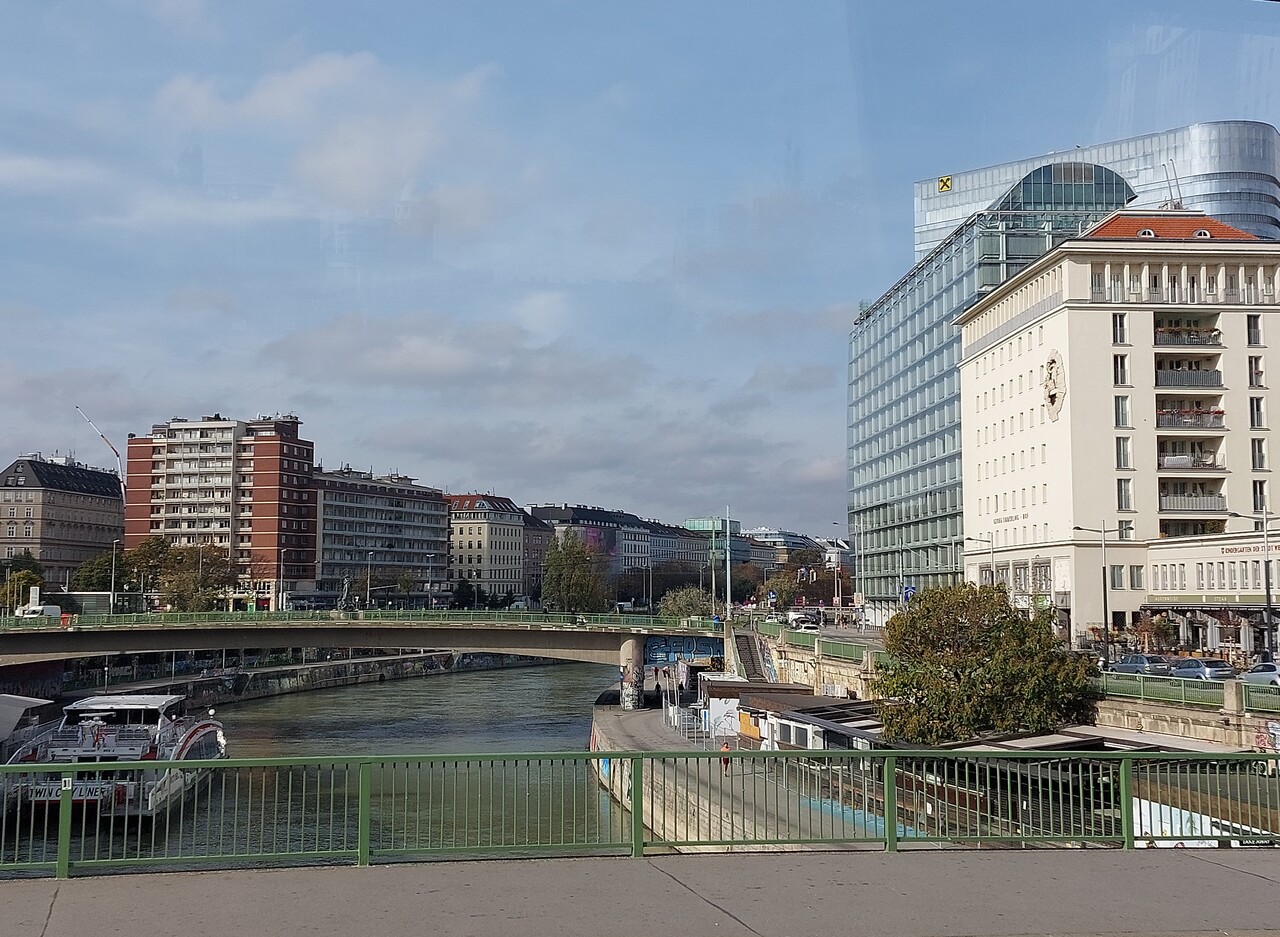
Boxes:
[0,610,726,709]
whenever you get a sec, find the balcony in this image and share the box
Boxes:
[1155,370,1222,388]
[1153,327,1221,346]
[1158,495,1227,512]
[1155,410,1224,429]
[1157,454,1224,471]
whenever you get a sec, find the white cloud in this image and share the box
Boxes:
[0,154,112,192]
[293,110,438,213]
[92,188,310,227]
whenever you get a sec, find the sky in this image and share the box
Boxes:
[2,0,1279,537]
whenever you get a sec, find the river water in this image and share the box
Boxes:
[2,662,629,871]
[227,661,619,757]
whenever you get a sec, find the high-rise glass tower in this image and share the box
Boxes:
[848,120,1280,627]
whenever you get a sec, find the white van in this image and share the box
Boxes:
[16,604,63,619]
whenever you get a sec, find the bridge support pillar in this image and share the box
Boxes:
[619,636,644,711]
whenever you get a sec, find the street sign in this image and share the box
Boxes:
[851,592,865,608]
[902,585,916,603]
[768,590,776,600]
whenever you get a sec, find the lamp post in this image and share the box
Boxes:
[109,539,121,615]
[423,553,434,609]
[1074,523,1121,663]
[964,535,996,585]
[1229,510,1276,656]
[366,551,374,608]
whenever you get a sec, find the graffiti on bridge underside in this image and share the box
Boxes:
[644,635,723,664]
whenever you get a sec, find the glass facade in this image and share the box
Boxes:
[915,121,1280,259]
[848,165,1135,623]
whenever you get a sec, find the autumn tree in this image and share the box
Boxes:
[162,545,238,612]
[657,585,715,619]
[1,569,43,611]
[541,531,609,613]
[871,583,1095,745]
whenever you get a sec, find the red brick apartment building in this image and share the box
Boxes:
[124,413,316,609]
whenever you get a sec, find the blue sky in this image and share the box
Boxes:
[2,0,1278,535]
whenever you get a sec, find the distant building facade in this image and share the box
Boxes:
[956,210,1280,649]
[521,510,553,598]
[124,413,316,608]
[314,467,448,606]
[447,494,526,601]
[0,454,123,585]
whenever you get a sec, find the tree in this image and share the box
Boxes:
[759,573,799,609]
[541,531,609,612]
[450,579,476,610]
[871,583,1095,745]
[1,569,43,611]
[6,550,44,578]
[658,585,715,619]
[161,545,238,612]
[71,550,117,591]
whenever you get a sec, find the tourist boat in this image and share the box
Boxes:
[3,694,226,817]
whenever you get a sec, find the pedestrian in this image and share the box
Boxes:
[720,741,732,777]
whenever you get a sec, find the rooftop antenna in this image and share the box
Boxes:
[75,406,126,500]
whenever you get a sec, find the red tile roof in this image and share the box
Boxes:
[1085,214,1257,241]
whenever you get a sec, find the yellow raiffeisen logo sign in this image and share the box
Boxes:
[937,175,952,193]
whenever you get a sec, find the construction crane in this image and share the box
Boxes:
[75,406,126,501]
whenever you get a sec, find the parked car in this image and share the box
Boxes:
[1170,658,1236,680]
[789,616,819,631]
[1241,662,1280,686]
[1110,654,1172,676]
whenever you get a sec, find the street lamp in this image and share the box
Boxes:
[964,535,996,585]
[1074,523,1122,664]
[109,539,121,615]
[366,551,374,608]
[1229,510,1276,656]
[423,553,434,609]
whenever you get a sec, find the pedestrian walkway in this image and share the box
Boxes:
[6,849,1279,936]
[599,701,878,848]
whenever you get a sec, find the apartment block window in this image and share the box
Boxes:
[1114,395,1130,428]
[1118,520,1135,541]
[1254,438,1267,470]
[1115,437,1131,469]
[1112,354,1129,385]
[1110,565,1125,589]
[1249,355,1265,388]
[1129,565,1144,590]
[1248,314,1263,346]
[1116,478,1133,511]
[1251,397,1266,429]
[1111,312,1127,344]
[1255,480,1268,513]
[1206,275,1217,295]
[1091,271,1104,294]
[1196,563,1205,589]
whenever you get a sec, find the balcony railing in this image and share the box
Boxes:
[1156,454,1223,470]
[1158,495,1227,512]
[1155,411,1224,428]
[1153,329,1221,346]
[1155,370,1223,387]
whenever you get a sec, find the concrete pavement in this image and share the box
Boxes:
[4,849,1280,937]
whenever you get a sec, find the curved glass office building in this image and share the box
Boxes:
[848,120,1280,628]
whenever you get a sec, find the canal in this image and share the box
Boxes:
[2,663,633,873]
[228,661,619,757]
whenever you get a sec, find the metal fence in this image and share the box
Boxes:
[0,610,711,634]
[3,748,1276,878]
[1094,672,1225,708]
[1243,683,1280,714]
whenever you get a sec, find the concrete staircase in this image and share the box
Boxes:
[733,631,767,682]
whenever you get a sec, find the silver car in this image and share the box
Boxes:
[1241,662,1280,686]
[1111,654,1171,675]
[1170,658,1236,681]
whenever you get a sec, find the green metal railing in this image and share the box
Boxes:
[783,631,817,649]
[0,610,711,634]
[757,621,781,638]
[1243,683,1280,713]
[3,748,1276,878]
[818,639,866,662]
[1094,672,1225,708]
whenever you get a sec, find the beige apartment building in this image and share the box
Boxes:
[1,454,123,586]
[446,494,526,602]
[957,210,1280,648]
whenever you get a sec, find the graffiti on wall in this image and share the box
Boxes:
[644,635,723,664]
[1254,720,1280,753]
